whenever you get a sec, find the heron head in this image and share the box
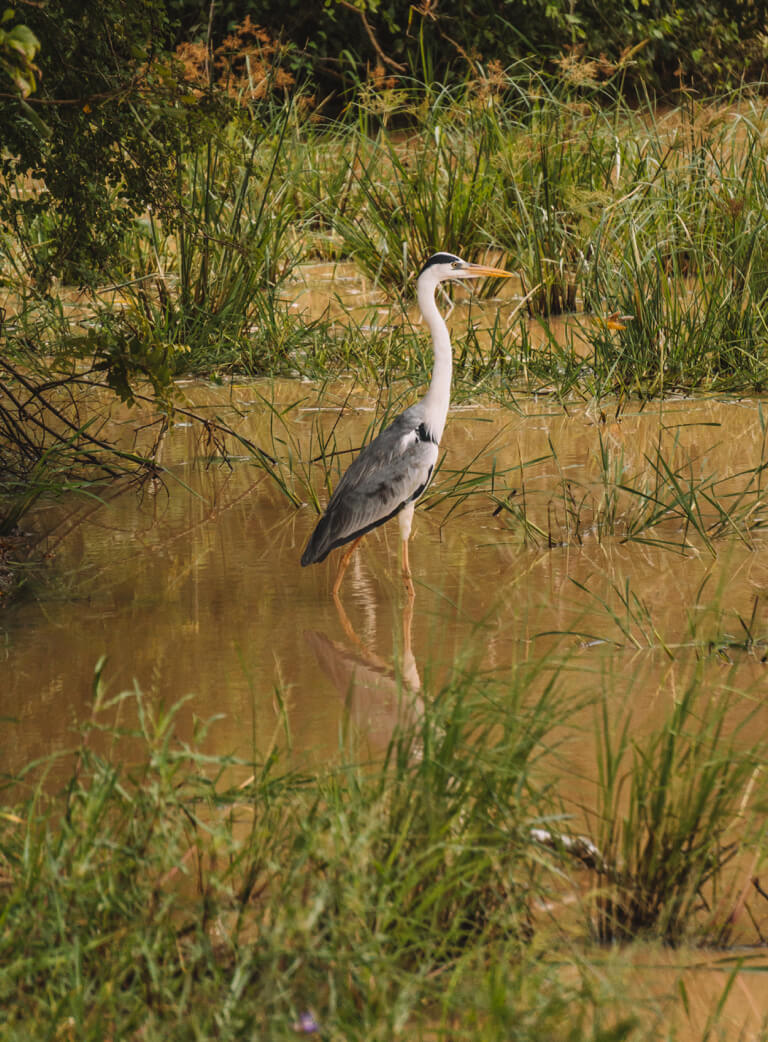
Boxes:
[418,252,514,284]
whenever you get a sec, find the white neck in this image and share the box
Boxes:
[417,276,452,442]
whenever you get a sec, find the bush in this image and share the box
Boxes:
[0,0,180,286]
[167,0,768,99]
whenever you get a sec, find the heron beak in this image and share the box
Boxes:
[461,263,515,279]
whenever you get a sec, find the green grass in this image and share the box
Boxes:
[322,89,502,292]
[587,662,767,945]
[2,644,767,1038]
[6,74,768,412]
[0,660,597,1040]
[491,422,768,556]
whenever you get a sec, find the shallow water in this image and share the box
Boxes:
[4,265,768,1028]
[5,266,768,789]
[5,384,768,768]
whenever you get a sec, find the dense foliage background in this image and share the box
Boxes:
[2,0,764,286]
[170,0,766,95]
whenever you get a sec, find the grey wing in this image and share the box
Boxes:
[301,409,438,565]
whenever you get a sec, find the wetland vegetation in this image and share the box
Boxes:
[4,2,768,1038]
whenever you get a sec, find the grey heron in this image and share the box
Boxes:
[301,252,514,595]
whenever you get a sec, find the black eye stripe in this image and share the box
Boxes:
[418,252,463,276]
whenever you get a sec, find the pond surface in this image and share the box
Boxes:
[4,264,768,1029]
[5,385,768,765]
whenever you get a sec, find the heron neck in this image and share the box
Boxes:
[418,278,452,442]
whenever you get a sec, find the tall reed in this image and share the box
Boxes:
[589,663,767,944]
[0,661,624,1041]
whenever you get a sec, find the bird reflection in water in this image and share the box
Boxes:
[304,581,423,758]
[301,252,514,747]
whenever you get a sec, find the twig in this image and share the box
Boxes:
[337,0,406,72]
[2,362,142,476]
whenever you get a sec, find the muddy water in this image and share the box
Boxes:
[4,264,768,1026]
[5,386,768,766]
[4,264,768,794]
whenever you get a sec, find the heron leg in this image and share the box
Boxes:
[402,575,416,654]
[332,535,363,597]
[401,538,415,597]
[398,503,416,596]
[332,584,364,649]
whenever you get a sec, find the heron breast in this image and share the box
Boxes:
[397,422,437,456]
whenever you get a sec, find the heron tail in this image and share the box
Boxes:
[301,515,334,566]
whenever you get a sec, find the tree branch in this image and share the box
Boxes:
[337,1,406,72]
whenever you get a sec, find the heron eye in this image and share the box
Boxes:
[451,261,462,268]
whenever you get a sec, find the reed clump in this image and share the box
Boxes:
[8,72,768,397]
[587,664,768,945]
[0,663,607,1041]
[3,649,767,1038]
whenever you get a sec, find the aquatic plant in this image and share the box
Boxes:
[3,646,766,1038]
[104,108,299,391]
[587,663,767,944]
[493,424,768,556]
[324,88,501,293]
[0,661,628,1041]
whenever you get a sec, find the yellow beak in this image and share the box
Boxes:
[463,263,515,279]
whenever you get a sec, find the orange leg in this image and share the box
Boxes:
[332,584,364,649]
[332,535,364,597]
[402,574,415,651]
[401,538,415,597]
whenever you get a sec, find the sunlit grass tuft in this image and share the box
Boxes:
[0,659,629,1041]
[493,425,768,555]
[587,663,768,945]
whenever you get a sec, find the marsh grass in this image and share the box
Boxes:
[0,659,649,1041]
[323,84,506,291]
[555,570,768,662]
[106,112,298,384]
[491,91,620,318]
[311,81,768,394]
[0,108,305,536]
[7,76,768,402]
[5,110,303,404]
[493,427,768,555]
[585,244,768,398]
[263,84,768,400]
[3,650,766,1037]
[587,665,768,945]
